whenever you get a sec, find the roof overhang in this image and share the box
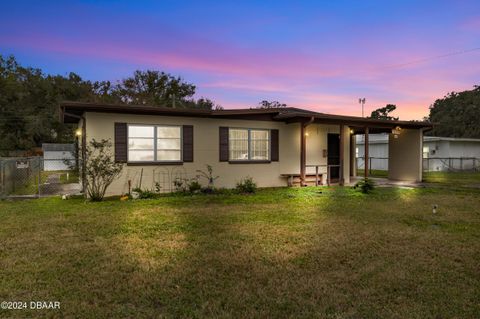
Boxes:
[60,101,433,132]
[273,112,433,132]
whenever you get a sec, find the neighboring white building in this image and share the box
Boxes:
[356,135,480,171]
[42,143,76,171]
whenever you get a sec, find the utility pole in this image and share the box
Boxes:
[358,98,366,117]
[171,93,176,108]
[358,98,366,143]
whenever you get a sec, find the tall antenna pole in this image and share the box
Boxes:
[358,98,366,117]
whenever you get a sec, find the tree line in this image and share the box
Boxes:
[427,85,480,138]
[0,55,220,153]
[1,54,479,153]
[368,85,480,139]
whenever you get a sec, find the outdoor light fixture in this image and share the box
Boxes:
[392,126,402,138]
[75,129,82,136]
[305,132,309,137]
[350,129,354,134]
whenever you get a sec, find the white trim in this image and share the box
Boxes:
[127,124,183,163]
[228,127,270,161]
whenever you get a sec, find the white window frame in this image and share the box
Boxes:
[229,128,270,161]
[127,124,182,163]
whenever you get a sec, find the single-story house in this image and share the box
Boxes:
[60,101,432,196]
[356,134,480,171]
[42,143,76,171]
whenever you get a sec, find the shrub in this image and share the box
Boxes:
[200,186,215,194]
[188,179,202,194]
[173,178,187,193]
[354,178,376,194]
[173,178,202,194]
[236,176,257,194]
[84,139,123,201]
[131,187,157,199]
[196,165,219,189]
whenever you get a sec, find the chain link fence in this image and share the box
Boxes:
[356,156,480,174]
[0,157,81,198]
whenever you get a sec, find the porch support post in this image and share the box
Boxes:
[350,133,356,177]
[339,124,345,186]
[300,117,314,186]
[300,123,306,186]
[364,127,369,178]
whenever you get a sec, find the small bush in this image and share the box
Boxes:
[201,186,215,194]
[132,187,158,199]
[84,139,123,201]
[173,178,203,194]
[173,178,188,193]
[196,165,219,189]
[236,176,257,194]
[353,178,376,194]
[188,179,202,194]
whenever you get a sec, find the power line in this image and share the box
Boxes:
[380,47,480,70]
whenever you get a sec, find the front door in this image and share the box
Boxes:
[327,134,340,180]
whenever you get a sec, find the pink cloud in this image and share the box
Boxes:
[2,23,478,121]
[0,32,353,80]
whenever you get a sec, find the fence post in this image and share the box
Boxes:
[0,161,3,197]
[12,163,15,192]
[38,158,41,197]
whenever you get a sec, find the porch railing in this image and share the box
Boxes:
[305,164,341,186]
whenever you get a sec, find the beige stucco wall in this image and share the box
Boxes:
[83,112,352,195]
[388,129,423,182]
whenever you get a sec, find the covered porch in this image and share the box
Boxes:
[276,111,432,187]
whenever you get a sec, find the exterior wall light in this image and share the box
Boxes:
[392,126,402,138]
[350,129,354,134]
[305,132,309,137]
[75,129,82,136]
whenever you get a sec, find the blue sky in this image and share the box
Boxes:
[1,0,479,119]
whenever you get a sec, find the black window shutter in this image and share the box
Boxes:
[270,129,279,161]
[114,123,127,163]
[183,125,194,162]
[219,127,229,162]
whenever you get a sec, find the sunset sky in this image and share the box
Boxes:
[1,0,479,120]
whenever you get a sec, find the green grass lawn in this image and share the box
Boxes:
[356,170,480,186]
[1,175,479,318]
[423,171,480,187]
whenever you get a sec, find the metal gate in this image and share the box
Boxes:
[0,157,80,198]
